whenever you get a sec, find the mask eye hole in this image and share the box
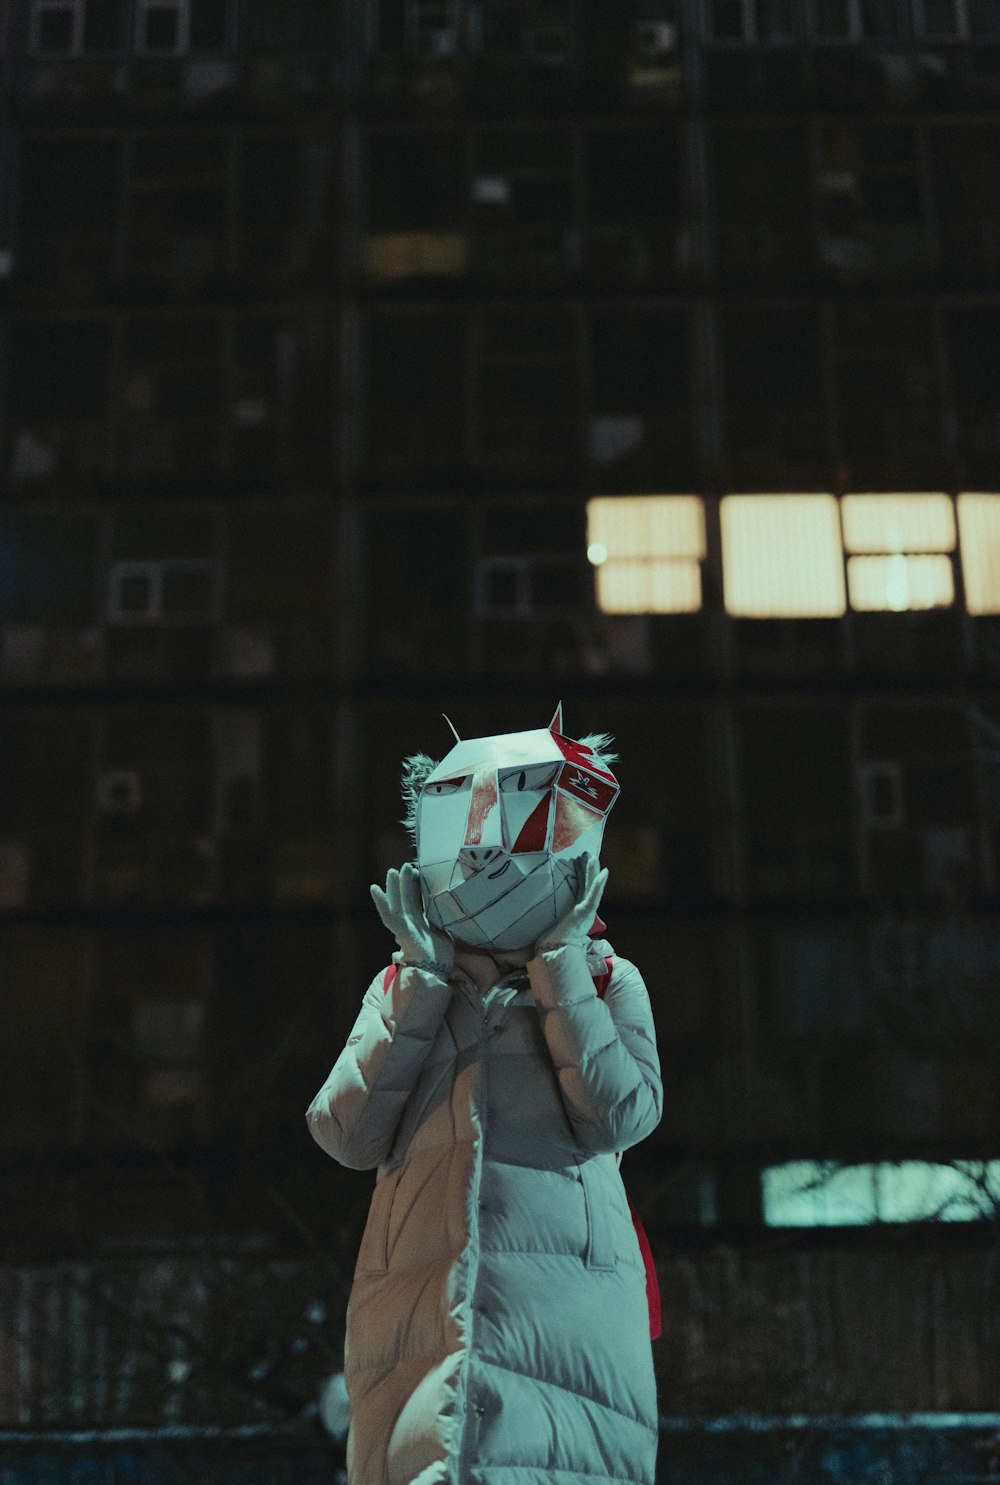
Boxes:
[426,776,467,797]
[499,764,559,793]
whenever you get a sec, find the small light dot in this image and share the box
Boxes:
[587,542,608,566]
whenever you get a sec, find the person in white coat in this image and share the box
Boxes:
[307,714,662,1485]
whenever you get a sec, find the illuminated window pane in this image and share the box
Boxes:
[764,1159,1000,1226]
[587,496,706,615]
[587,495,706,560]
[847,553,954,611]
[762,1161,877,1226]
[957,492,1000,615]
[596,558,702,615]
[720,494,846,618]
[842,493,956,554]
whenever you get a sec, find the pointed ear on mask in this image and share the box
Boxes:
[442,714,461,743]
[549,702,564,734]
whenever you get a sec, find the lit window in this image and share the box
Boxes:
[763,1159,1000,1226]
[843,493,955,612]
[720,494,846,618]
[586,495,706,615]
[957,492,1000,615]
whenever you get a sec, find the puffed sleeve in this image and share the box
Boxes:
[527,946,661,1155]
[306,961,454,1170]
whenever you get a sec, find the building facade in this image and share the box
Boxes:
[2,0,1000,1442]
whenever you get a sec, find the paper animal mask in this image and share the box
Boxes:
[404,705,619,952]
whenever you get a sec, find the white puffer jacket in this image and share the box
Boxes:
[306,934,662,1485]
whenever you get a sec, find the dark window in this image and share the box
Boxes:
[930,125,1000,277]
[586,127,683,229]
[241,0,337,48]
[589,306,692,484]
[369,129,464,232]
[190,0,227,47]
[20,136,118,234]
[365,505,468,677]
[228,508,328,622]
[835,302,939,475]
[711,0,744,39]
[10,320,111,422]
[713,126,811,276]
[127,133,228,271]
[0,515,99,622]
[113,509,214,560]
[84,0,123,48]
[723,305,826,475]
[742,704,855,897]
[37,9,75,48]
[144,7,180,49]
[477,127,574,228]
[367,312,466,465]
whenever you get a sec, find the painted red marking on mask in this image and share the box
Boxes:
[512,794,551,853]
[463,767,499,846]
[551,731,617,781]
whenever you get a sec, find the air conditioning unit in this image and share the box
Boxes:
[631,19,677,62]
[96,769,144,815]
[107,560,218,623]
[524,23,571,63]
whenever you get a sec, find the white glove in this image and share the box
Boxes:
[370,861,454,978]
[535,855,609,952]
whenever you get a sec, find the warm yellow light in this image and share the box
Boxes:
[847,554,954,611]
[720,494,846,618]
[596,558,702,615]
[957,493,1000,615]
[842,493,956,554]
[586,496,706,614]
[587,495,706,560]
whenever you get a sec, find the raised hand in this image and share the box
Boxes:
[370,861,454,976]
[535,855,609,952]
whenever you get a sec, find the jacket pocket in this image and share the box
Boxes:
[355,1164,402,1275]
[577,1157,617,1271]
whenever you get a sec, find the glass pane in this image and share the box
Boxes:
[587,495,706,559]
[847,553,954,610]
[37,6,76,49]
[763,1162,878,1226]
[759,0,799,39]
[957,492,1000,614]
[921,0,959,33]
[161,566,213,615]
[84,0,123,48]
[970,0,1000,35]
[841,493,956,553]
[860,0,906,36]
[711,0,745,38]
[142,5,180,49]
[190,0,226,46]
[813,0,851,35]
[721,494,846,617]
[595,558,701,614]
